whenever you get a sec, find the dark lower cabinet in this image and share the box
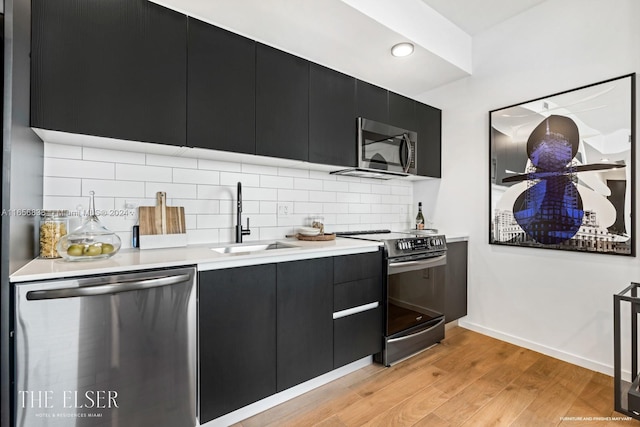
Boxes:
[444,241,468,322]
[333,250,384,368]
[277,258,333,391]
[309,63,357,167]
[416,102,442,178]
[199,265,277,424]
[256,44,309,161]
[187,18,255,153]
[334,307,383,368]
[31,0,187,146]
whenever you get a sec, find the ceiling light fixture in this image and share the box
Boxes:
[391,42,414,57]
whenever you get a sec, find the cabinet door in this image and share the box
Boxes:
[444,241,468,322]
[334,307,383,368]
[356,80,388,123]
[199,265,276,423]
[31,0,187,146]
[415,102,442,178]
[187,18,255,154]
[389,92,416,131]
[256,44,309,161]
[309,63,357,167]
[334,251,383,284]
[277,258,333,391]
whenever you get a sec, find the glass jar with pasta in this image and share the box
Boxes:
[39,210,69,259]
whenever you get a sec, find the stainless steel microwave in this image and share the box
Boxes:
[331,117,417,179]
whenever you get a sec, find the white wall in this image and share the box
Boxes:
[415,0,640,375]
[42,143,413,248]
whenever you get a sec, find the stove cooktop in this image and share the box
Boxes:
[336,230,447,258]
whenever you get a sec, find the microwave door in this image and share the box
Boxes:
[363,135,405,171]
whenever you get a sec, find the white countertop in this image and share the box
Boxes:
[10,237,382,283]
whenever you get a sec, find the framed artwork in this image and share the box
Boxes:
[489,74,636,256]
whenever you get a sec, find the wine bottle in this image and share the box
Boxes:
[415,202,425,230]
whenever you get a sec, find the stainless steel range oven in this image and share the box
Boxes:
[337,231,447,366]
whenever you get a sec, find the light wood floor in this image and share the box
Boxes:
[235,327,640,427]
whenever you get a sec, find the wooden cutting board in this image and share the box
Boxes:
[139,192,186,235]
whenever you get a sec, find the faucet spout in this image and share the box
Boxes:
[235,182,251,243]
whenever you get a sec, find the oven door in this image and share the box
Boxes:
[379,254,446,365]
[387,254,446,336]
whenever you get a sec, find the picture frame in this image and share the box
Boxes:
[489,74,636,256]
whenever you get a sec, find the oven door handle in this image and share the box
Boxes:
[388,254,446,274]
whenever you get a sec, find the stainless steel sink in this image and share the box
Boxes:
[211,242,298,254]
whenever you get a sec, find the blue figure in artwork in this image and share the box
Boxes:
[508,115,583,244]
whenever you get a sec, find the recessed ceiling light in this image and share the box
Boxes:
[391,42,414,57]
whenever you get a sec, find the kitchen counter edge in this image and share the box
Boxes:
[9,237,383,283]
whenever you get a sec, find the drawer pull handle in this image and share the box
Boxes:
[333,302,379,319]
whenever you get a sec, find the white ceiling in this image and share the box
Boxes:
[150,0,548,98]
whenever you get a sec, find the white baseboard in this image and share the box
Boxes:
[199,356,373,427]
[458,319,615,377]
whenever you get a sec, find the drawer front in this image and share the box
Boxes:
[333,250,382,284]
[334,307,383,368]
[334,276,381,312]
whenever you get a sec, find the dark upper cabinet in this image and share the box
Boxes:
[308,64,357,167]
[444,241,468,322]
[199,265,277,424]
[277,258,333,391]
[31,0,187,146]
[388,92,417,131]
[356,80,388,124]
[187,18,255,154]
[415,102,442,178]
[256,44,309,161]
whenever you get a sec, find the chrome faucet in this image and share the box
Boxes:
[235,182,251,243]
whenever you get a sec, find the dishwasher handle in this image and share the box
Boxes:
[26,274,192,301]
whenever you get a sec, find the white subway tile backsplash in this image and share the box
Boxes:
[242,163,278,176]
[278,167,309,178]
[173,168,220,185]
[278,189,309,202]
[147,154,197,169]
[83,147,145,164]
[348,182,371,193]
[82,179,145,198]
[45,158,115,180]
[294,178,323,191]
[174,199,220,215]
[309,191,336,203]
[322,180,344,192]
[349,204,371,214]
[197,214,234,229]
[260,201,277,214]
[44,177,82,196]
[243,187,278,201]
[42,142,414,246]
[260,175,294,189]
[336,192,360,203]
[294,202,323,214]
[117,164,171,182]
[199,158,241,172]
[145,182,196,199]
[44,143,82,159]
[220,171,260,187]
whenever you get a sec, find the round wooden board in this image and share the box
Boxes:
[296,233,336,241]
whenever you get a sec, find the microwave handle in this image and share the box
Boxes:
[401,134,412,173]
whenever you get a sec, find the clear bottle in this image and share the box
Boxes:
[415,202,425,230]
[39,210,69,258]
[56,191,121,261]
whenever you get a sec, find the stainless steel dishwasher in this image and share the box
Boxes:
[13,266,197,427]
